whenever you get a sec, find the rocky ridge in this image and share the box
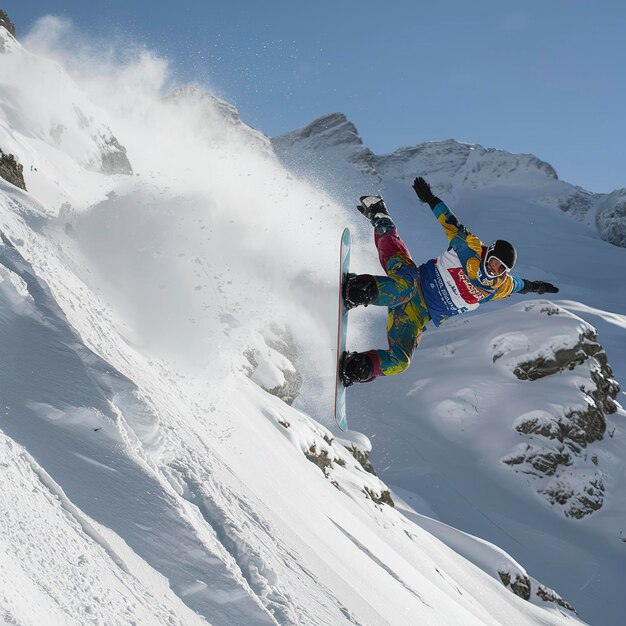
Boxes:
[496,303,620,518]
[0,19,132,198]
[273,112,378,177]
[0,10,15,38]
[272,113,625,247]
[272,113,382,207]
[0,149,26,190]
[376,139,558,191]
[596,188,626,247]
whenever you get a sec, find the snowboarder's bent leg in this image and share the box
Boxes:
[353,196,418,309]
[344,292,429,384]
[374,227,412,266]
[371,290,430,377]
[370,227,419,308]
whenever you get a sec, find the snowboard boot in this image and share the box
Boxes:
[343,273,378,310]
[357,195,395,233]
[357,195,393,228]
[340,351,375,387]
[358,195,389,221]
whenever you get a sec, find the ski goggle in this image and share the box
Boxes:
[484,254,511,278]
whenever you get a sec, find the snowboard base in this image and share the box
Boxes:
[333,228,351,431]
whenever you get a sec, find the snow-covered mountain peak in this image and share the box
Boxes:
[279,112,364,147]
[272,113,381,206]
[273,112,625,249]
[272,113,568,216]
[376,138,559,192]
[274,113,559,195]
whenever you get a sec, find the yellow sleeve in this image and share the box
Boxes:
[491,275,516,300]
[432,200,482,254]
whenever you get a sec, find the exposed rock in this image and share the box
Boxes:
[272,113,382,206]
[0,149,26,191]
[541,478,605,519]
[587,364,620,414]
[363,486,394,507]
[99,134,133,176]
[265,410,395,509]
[0,10,15,38]
[536,585,577,613]
[504,384,614,518]
[305,444,345,478]
[498,571,531,601]
[305,444,334,474]
[264,369,302,406]
[511,327,618,468]
[513,325,604,381]
[347,444,377,475]
[256,370,302,406]
[499,570,577,612]
[301,440,394,507]
[65,105,132,175]
[274,113,377,170]
[500,303,620,518]
[244,326,303,406]
[503,444,572,477]
[596,188,626,248]
[557,190,598,222]
[512,403,610,456]
[264,327,303,406]
[512,324,618,455]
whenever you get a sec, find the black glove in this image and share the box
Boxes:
[520,280,559,294]
[412,177,439,208]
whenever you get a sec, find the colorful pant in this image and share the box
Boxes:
[362,223,430,378]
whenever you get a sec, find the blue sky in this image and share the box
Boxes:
[5,0,625,192]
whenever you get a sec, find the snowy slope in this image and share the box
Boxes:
[273,115,626,625]
[0,24,131,213]
[0,22,585,626]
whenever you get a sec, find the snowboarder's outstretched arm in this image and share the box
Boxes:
[412,176,480,250]
[412,176,441,210]
[518,279,559,294]
[412,177,560,297]
[499,277,559,299]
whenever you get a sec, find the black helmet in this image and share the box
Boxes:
[484,240,517,277]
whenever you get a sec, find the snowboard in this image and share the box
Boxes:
[333,228,351,432]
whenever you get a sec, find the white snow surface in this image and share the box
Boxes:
[0,21,620,626]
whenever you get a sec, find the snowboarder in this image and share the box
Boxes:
[341,176,559,386]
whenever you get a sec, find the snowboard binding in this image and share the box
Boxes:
[343,273,378,310]
[340,351,375,387]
